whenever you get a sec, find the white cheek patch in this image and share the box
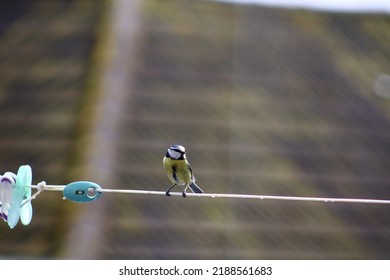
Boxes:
[169,150,182,159]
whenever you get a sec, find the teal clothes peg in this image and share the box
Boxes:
[8,165,33,229]
[63,181,102,203]
[18,165,33,226]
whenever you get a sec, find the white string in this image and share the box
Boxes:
[21,181,47,207]
[28,183,390,205]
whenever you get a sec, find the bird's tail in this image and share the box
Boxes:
[189,182,204,193]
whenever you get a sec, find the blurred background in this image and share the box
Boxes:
[0,0,389,259]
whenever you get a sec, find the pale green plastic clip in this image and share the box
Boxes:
[7,165,33,229]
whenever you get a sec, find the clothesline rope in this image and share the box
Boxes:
[29,183,390,205]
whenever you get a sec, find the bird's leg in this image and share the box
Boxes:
[182,184,189,198]
[165,184,177,196]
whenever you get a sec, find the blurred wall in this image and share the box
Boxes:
[0,0,389,259]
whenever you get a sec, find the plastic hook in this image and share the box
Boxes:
[63,181,102,203]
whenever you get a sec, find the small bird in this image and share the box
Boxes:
[163,145,204,197]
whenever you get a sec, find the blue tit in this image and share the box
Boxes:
[163,144,204,197]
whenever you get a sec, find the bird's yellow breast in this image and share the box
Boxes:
[163,157,191,185]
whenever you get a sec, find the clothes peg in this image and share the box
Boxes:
[7,165,33,229]
[63,181,102,203]
[0,172,17,222]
